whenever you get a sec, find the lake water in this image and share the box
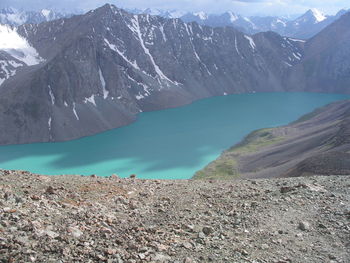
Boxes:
[0,92,349,179]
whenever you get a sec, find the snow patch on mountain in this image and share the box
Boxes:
[41,9,51,20]
[244,35,256,51]
[227,11,238,22]
[99,68,109,99]
[194,12,208,20]
[84,95,96,106]
[310,8,326,23]
[0,24,44,66]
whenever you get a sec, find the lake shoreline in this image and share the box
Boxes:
[0,92,349,179]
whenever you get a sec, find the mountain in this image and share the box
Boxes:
[287,12,350,93]
[124,8,350,39]
[0,7,71,26]
[195,99,350,179]
[178,8,349,39]
[285,8,348,39]
[180,11,286,35]
[0,4,305,145]
[127,8,186,19]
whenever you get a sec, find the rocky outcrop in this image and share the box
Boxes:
[195,100,350,179]
[0,170,349,262]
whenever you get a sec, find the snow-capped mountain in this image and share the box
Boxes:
[0,7,71,26]
[126,8,185,19]
[158,8,348,39]
[294,8,327,24]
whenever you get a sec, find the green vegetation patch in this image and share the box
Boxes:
[193,158,240,180]
[194,128,284,180]
[228,128,284,154]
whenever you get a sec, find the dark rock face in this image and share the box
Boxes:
[0,4,304,145]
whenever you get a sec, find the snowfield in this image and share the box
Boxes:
[0,24,44,66]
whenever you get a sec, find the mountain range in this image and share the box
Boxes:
[0,7,72,25]
[0,4,349,145]
[132,8,349,39]
[1,6,348,40]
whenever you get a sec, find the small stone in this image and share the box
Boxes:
[3,207,15,213]
[318,223,327,229]
[129,200,137,210]
[67,227,83,238]
[110,174,119,179]
[45,186,55,194]
[45,230,59,239]
[182,224,194,232]
[100,227,113,234]
[182,242,193,249]
[152,253,171,262]
[91,174,97,178]
[30,195,40,201]
[202,226,214,236]
[184,257,195,263]
[106,248,117,255]
[198,232,206,239]
[261,244,269,250]
[156,244,168,251]
[280,186,294,194]
[130,174,137,179]
[298,221,310,231]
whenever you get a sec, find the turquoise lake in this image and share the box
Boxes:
[0,92,349,179]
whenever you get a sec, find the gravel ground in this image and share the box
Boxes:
[0,170,349,263]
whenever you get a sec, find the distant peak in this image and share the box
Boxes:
[226,11,238,22]
[193,11,208,20]
[100,3,117,11]
[308,8,326,22]
[41,9,52,18]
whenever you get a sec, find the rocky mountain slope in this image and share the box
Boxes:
[1,170,349,262]
[0,4,304,145]
[195,100,350,180]
[287,12,350,93]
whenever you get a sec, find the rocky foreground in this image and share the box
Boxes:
[0,170,349,263]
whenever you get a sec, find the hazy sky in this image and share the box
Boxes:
[1,0,350,16]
